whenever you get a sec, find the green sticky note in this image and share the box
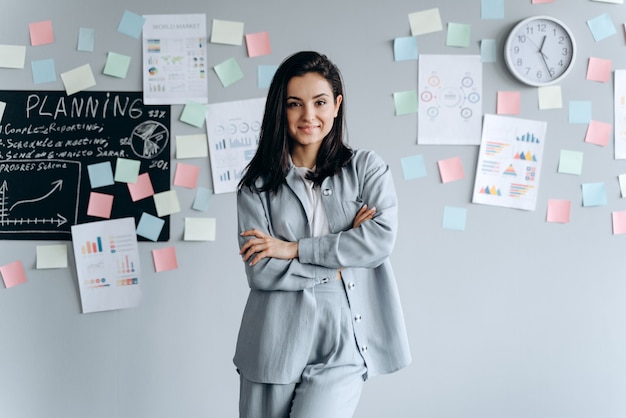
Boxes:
[558,149,583,175]
[214,57,244,87]
[447,22,471,48]
[180,101,209,128]
[114,158,141,183]
[103,52,131,78]
[393,90,418,116]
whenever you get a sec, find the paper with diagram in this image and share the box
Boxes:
[472,114,547,211]
[418,54,483,145]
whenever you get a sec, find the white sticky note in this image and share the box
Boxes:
[0,44,26,69]
[176,134,209,159]
[36,244,68,269]
[61,64,96,95]
[538,85,562,109]
[153,190,181,217]
[409,8,443,36]
[184,217,216,241]
[210,19,244,45]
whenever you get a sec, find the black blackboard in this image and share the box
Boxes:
[0,91,171,240]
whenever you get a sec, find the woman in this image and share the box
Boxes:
[235,51,411,417]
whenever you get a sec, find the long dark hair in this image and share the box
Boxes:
[238,51,353,193]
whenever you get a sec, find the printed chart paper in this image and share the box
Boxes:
[418,54,483,145]
[206,97,265,194]
[472,114,547,211]
[71,218,141,313]
[142,14,208,105]
[615,70,626,159]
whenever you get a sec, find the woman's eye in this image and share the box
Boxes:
[287,102,301,107]
[316,100,326,106]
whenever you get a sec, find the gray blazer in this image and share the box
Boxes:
[234,149,411,384]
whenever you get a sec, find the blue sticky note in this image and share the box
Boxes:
[582,182,607,207]
[480,39,497,63]
[481,0,504,19]
[31,58,56,84]
[569,101,592,124]
[401,154,427,180]
[443,206,467,231]
[192,186,212,211]
[87,162,114,188]
[587,13,616,42]
[78,28,95,52]
[258,64,278,89]
[136,212,165,242]
[394,36,418,61]
[118,10,145,39]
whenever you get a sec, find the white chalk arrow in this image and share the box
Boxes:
[10,179,63,212]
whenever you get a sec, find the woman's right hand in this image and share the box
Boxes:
[352,204,376,229]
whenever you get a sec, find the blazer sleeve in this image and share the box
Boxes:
[237,184,337,291]
[298,150,398,269]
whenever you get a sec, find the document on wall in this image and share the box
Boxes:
[418,54,483,145]
[142,14,208,105]
[472,114,547,211]
[71,218,142,314]
[615,70,626,159]
[206,97,265,194]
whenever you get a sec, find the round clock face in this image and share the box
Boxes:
[505,16,576,87]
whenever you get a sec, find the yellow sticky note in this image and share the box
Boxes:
[409,8,443,36]
[61,64,96,95]
[36,244,68,269]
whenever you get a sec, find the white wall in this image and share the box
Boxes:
[2,1,626,417]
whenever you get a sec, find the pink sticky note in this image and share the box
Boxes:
[245,32,271,57]
[613,211,626,235]
[496,91,521,115]
[0,260,27,288]
[546,199,571,223]
[437,156,464,183]
[173,163,200,189]
[152,246,178,272]
[585,120,611,147]
[586,57,612,83]
[128,172,155,202]
[29,20,54,46]
[532,0,554,3]
[87,192,114,219]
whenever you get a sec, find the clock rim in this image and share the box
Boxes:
[504,15,577,87]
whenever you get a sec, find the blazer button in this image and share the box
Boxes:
[354,314,362,322]
[360,345,368,353]
[347,282,356,290]
[322,188,332,196]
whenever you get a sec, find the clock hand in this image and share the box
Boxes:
[537,35,552,75]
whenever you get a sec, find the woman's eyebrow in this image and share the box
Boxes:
[286,93,330,100]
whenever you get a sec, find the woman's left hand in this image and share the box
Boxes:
[240,229,299,266]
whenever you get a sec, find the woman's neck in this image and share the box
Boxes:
[291,147,318,169]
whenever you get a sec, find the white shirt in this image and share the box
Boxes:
[294,166,330,238]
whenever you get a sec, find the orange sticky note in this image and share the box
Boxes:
[87,192,114,219]
[497,91,521,115]
[128,172,155,202]
[437,156,464,183]
[546,199,571,223]
[173,163,200,189]
[29,20,54,46]
[585,120,611,147]
[1,260,27,288]
[586,57,612,82]
[152,246,178,272]
[245,32,271,57]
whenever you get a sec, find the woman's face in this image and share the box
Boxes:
[285,72,342,151]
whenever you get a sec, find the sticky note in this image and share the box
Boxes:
[497,91,521,115]
[442,206,467,231]
[619,174,626,197]
[587,13,616,42]
[0,102,6,123]
[29,20,54,46]
[593,0,623,3]
[0,45,26,69]
[184,217,216,241]
[176,134,208,159]
[36,244,68,269]
[173,162,200,189]
[78,28,95,52]
[394,37,418,61]
[481,0,504,19]
[211,19,244,45]
[152,246,178,272]
[180,101,209,127]
[532,0,554,3]
[393,90,418,116]
[568,101,592,124]
[245,32,271,57]
[612,211,626,234]
[118,10,145,39]
[136,212,165,242]
[214,57,244,87]
[192,187,212,211]
[401,154,427,180]
[438,156,464,183]
[480,39,497,63]
[87,192,114,218]
[582,182,607,207]
[546,199,571,223]
[258,65,278,88]
[585,120,611,147]
[409,8,443,36]
[586,57,612,82]
[446,23,471,48]
[558,150,583,175]
[31,58,56,84]
[153,190,181,217]
[61,64,96,96]
[128,172,154,202]
[103,52,131,78]
[87,161,114,188]
[538,85,562,109]
[0,260,27,288]
[114,158,141,183]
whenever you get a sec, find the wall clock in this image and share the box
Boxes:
[504,16,576,87]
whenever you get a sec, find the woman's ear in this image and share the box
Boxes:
[334,94,343,117]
